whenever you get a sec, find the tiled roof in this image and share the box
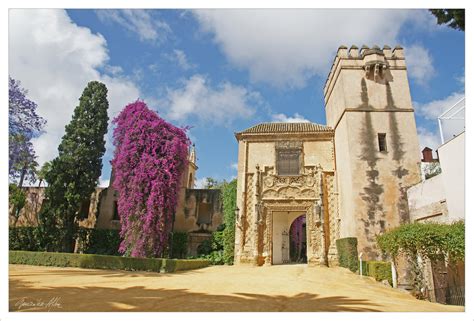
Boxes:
[237,122,333,134]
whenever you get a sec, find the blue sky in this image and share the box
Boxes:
[9,9,465,187]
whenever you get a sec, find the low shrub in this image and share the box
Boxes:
[9,251,209,273]
[197,229,225,265]
[9,227,121,256]
[336,237,358,272]
[9,227,42,251]
[363,260,392,285]
[79,228,121,256]
[163,258,210,272]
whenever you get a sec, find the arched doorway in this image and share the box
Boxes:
[289,215,307,263]
[271,211,307,265]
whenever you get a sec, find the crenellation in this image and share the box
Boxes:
[324,45,408,104]
[336,45,348,58]
[383,45,392,57]
[359,44,369,56]
[393,45,404,58]
[349,45,358,58]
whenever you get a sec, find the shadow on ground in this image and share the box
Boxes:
[10,278,381,312]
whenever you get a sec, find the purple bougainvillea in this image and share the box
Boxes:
[112,101,190,258]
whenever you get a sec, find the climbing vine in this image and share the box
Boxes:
[112,100,190,258]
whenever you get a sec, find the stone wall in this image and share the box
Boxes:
[10,187,104,229]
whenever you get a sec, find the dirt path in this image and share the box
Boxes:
[9,264,463,312]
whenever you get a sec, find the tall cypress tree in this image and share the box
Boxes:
[40,81,109,252]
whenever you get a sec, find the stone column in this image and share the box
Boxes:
[265,209,273,265]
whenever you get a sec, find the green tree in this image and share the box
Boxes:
[203,177,219,189]
[222,179,237,264]
[40,81,109,252]
[37,161,52,187]
[430,9,464,31]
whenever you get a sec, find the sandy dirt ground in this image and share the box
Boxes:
[9,264,464,312]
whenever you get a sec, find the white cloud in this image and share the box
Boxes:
[165,74,259,125]
[414,91,465,120]
[404,44,435,86]
[10,9,141,167]
[193,9,434,88]
[230,162,238,171]
[104,65,124,76]
[195,177,208,189]
[271,113,310,123]
[414,91,465,147]
[417,127,441,151]
[96,9,171,44]
[165,49,195,71]
[98,178,110,188]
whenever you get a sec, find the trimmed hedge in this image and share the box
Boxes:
[9,251,209,273]
[362,260,392,285]
[336,237,358,272]
[9,227,121,256]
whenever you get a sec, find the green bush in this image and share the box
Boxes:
[170,232,188,258]
[79,228,121,256]
[9,227,121,256]
[9,251,209,273]
[197,229,225,265]
[9,227,43,251]
[363,261,392,285]
[336,237,358,272]
[376,221,465,261]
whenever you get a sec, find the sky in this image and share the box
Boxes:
[8,9,465,188]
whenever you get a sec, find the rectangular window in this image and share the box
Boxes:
[197,202,212,225]
[78,198,91,220]
[112,201,119,221]
[277,149,300,175]
[378,133,387,152]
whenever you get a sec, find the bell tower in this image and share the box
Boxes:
[324,45,422,259]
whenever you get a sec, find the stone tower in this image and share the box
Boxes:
[323,45,422,260]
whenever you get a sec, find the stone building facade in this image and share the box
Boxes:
[235,45,422,266]
[10,145,224,256]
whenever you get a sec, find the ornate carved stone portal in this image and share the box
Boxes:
[234,123,339,267]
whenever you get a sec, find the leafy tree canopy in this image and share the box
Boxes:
[41,81,109,252]
[9,77,46,186]
[430,9,464,31]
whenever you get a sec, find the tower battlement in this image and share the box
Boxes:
[324,45,407,105]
